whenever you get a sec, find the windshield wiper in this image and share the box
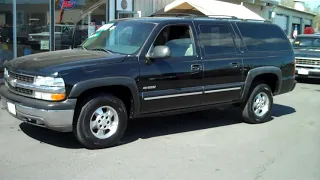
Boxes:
[88,48,114,54]
[78,45,87,50]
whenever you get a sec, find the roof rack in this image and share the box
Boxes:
[232,18,271,23]
[198,15,239,19]
[149,13,198,18]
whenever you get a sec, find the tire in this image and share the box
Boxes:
[242,83,273,124]
[74,94,128,149]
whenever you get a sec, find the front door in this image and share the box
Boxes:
[138,23,203,114]
[193,21,244,105]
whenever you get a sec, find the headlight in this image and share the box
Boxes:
[34,76,66,101]
[34,76,65,87]
[4,68,8,77]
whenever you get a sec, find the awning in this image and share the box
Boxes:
[153,0,265,21]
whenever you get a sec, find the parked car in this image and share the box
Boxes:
[0,14,296,149]
[28,24,74,50]
[293,34,320,79]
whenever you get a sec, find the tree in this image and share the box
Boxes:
[314,14,320,32]
[280,0,294,8]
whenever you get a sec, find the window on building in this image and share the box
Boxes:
[55,0,107,50]
[0,0,13,66]
[15,1,50,57]
[236,22,292,52]
[198,24,236,55]
[152,25,196,57]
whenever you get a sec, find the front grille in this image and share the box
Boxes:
[296,58,320,66]
[6,82,33,95]
[8,71,34,83]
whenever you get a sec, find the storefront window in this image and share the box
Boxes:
[55,0,106,50]
[0,0,14,67]
[16,0,50,57]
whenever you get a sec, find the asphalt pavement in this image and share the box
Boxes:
[0,79,320,180]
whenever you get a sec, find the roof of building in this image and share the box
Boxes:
[152,0,265,21]
[277,4,316,16]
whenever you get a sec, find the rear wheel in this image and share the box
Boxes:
[74,94,128,149]
[242,84,273,124]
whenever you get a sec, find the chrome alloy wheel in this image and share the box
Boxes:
[90,106,119,139]
[252,92,270,117]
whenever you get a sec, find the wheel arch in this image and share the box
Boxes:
[241,66,282,101]
[68,77,140,117]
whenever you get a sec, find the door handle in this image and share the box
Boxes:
[230,62,240,68]
[191,64,202,72]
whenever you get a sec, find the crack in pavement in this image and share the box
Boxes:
[254,158,276,180]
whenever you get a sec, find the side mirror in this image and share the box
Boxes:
[146,45,171,61]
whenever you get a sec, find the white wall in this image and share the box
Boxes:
[155,0,175,11]
[134,0,154,17]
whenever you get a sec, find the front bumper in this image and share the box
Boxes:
[295,66,320,79]
[0,85,76,132]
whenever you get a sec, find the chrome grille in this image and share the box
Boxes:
[6,82,33,95]
[296,58,320,66]
[8,71,34,83]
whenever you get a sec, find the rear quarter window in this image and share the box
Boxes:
[236,22,292,52]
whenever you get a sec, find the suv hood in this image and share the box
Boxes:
[5,49,127,76]
[294,48,320,59]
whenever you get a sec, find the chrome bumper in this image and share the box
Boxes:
[296,66,320,78]
[1,96,74,132]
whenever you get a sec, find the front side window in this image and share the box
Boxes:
[81,21,155,55]
[151,25,196,57]
[198,24,236,55]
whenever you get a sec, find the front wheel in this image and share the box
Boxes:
[242,84,273,124]
[74,94,128,149]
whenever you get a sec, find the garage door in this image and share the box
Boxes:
[274,14,288,32]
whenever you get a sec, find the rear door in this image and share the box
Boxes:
[193,21,244,105]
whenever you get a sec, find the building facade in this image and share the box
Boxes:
[0,0,316,64]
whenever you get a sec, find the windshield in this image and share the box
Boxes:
[293,37,320,49]
[81,21,155,55]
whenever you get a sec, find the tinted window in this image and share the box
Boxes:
[236,22,291,51]
[198,24,236,55]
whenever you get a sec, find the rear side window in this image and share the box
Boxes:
[236,22,291,52]
[198,24,236,55]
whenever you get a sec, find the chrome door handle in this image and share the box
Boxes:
[191,64,202,72]
[230,62,240,68]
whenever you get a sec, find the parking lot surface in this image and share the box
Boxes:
[0,80,320,180]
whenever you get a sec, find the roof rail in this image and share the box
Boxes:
[233,18,271,23]
[199,15,239,19]
[149,13,197,18]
